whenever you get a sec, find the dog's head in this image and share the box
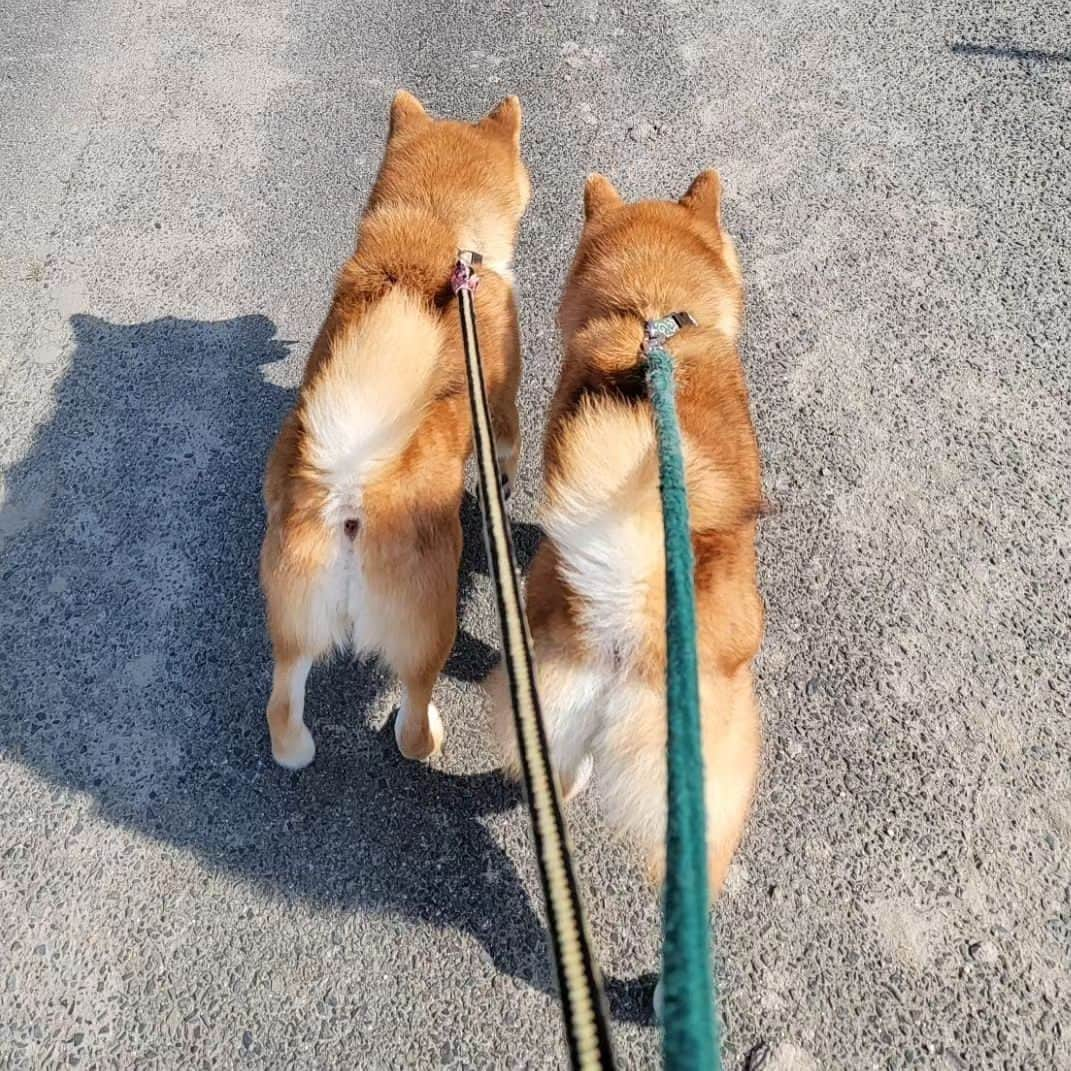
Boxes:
[582,171,736,263]
[562,171,744,343]
[378,91,531,263]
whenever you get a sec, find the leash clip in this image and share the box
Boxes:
[643,311,697,353]
[452,249,484,294]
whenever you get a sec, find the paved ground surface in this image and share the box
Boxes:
[2,1,1068,1067]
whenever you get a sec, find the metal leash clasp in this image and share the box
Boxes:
[451,249,483,294]
[643,310,697,354]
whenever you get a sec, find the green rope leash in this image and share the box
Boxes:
[644,313,721,1071]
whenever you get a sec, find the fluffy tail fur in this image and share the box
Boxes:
[543,398,665,663]
[543,386,747,665]
[301,287,444,525]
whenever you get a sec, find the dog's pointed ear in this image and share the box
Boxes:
[584,174,622,221]
[390,90,429,136]
[679,169,722,225]
[480,96,522,144]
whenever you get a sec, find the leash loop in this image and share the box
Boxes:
[454,252,617,1071]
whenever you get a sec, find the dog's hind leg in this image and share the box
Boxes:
[260,518,333,771]
[266,652,316,769]
[395,663,446,761]
[699,672,761,893]
[488,290,522,500]
[486,646,602,801]
[382,511,461,762]
[491,395,520,501]
[596,672,759,894]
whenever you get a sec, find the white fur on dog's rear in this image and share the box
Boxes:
[303,287,443,530]
[296,288,442,657]
[529,401,725,862]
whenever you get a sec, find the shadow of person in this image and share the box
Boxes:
[0,313,555,1001]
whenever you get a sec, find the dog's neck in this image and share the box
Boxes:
[456,208,517,286]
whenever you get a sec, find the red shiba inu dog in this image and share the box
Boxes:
[489,170,764,895]
[261,91,530,769]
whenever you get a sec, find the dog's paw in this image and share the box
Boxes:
[272,724,316,770]
[395,699,444,761]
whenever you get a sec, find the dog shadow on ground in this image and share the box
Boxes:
[0,313,653,1026]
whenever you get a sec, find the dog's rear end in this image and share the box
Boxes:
[489,171,763,893]
[262,92,529,769]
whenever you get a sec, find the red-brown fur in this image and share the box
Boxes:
[261,92,529,769]
[488,171,764,894]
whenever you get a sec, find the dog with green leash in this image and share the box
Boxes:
[486,170,765,1048]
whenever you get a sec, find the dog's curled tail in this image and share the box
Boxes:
[300,286,443,509]
[542,398,665,662]
[543,393,748,663]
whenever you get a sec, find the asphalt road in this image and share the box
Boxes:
[2,2,1068,1068]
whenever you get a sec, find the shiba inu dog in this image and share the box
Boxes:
[489,170,763,895]
[261,91,529,769]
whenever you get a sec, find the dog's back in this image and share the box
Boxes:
[547,174,763,683]
[265,97,530,550]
